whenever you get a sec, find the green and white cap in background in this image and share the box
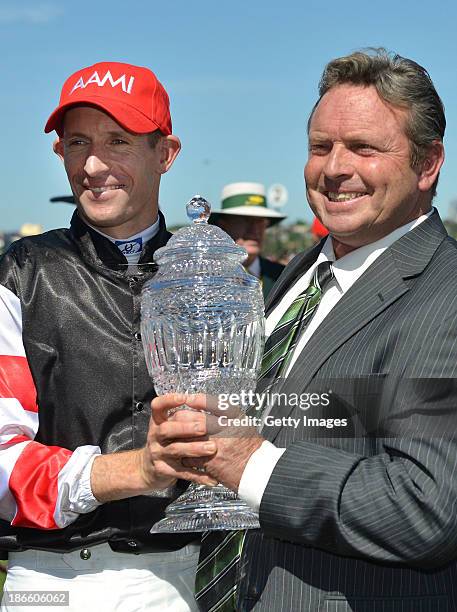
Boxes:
[209,182,287,226]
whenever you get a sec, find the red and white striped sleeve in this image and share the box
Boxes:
[0,284,101,530]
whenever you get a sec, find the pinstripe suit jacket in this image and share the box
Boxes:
[238,211,457,611]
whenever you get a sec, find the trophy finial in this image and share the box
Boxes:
[186,195,211,224]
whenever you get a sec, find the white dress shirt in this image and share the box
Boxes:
[238,211,433,512]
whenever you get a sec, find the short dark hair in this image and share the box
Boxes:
[147,129,165,149]
[309,48,445,196]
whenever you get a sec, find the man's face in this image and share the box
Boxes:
[54,106,179,238]
[217,215,269,267]
[305,84,443,258]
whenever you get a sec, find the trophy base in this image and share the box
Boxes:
[150,484,260,533]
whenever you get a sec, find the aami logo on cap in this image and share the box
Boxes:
[70,70,135,95]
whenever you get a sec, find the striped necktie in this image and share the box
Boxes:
[258,261,334,389]
[195,261,334,611]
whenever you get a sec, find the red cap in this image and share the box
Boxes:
[311,217,329,239]
[45,61,172,136]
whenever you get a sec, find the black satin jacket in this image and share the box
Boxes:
[0,211,194,553]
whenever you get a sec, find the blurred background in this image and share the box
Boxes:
[2,0,457,256]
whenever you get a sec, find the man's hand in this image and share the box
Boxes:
[163,393,265,493]
[140,393,219,490]
[91,393,218,502]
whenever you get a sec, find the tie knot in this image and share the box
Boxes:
[315,261,334,292]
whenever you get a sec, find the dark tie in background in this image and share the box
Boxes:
[195,262,334,612]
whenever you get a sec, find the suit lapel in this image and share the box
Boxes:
[264,241,324,313]
[261,274,274,300]
[262,211,448,442]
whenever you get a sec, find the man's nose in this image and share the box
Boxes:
[84,154,110,176]
[323,144,353,180]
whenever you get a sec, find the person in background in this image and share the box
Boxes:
[209,182,286,298]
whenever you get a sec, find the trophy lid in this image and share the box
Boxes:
[154,195,248,264]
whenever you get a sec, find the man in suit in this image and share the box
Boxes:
[153,49,457,610]
[209,182,286,298]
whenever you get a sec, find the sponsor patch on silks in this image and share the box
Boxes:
[114,237,143,256]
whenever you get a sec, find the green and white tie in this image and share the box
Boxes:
[258,261,334,387]
[195,261,334,612]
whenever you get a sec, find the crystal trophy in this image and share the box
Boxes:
[141,196,265,532]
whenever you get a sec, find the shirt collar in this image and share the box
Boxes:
[317,209,433,294]
[88,216,160,246]
[70,209,171,273]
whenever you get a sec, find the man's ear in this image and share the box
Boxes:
[417,140,445,192]
[158,135,181,174]
[53,137,65,162]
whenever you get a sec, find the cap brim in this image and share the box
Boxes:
[209,205,286,226]
[45,96,162,136]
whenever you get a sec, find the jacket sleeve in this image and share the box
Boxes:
[0,252,101,530]
[259,311,457,569]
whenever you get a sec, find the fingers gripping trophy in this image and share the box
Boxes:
[141,196,265,532]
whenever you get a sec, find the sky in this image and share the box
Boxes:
[2,0,457,232]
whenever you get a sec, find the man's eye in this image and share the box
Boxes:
[309,143,329,154]
[68,139,86,146]
[112,139,128,145]
[354,143,376,154]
